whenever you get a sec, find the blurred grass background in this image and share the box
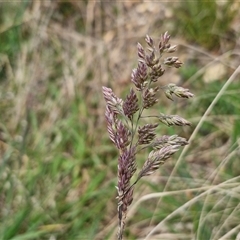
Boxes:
[0,1,240,240]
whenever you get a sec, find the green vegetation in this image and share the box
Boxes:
[173,0,237,50]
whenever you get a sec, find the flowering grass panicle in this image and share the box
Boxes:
[102,32,194,240]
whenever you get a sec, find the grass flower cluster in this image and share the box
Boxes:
[102,32,193,239]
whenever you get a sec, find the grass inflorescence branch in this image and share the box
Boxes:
[102,32,193,240]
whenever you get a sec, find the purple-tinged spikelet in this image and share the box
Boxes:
[123,89,139,119]
[102,32,193,240]
[138,123,159,145]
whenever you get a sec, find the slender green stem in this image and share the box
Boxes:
[141,115,158,118]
